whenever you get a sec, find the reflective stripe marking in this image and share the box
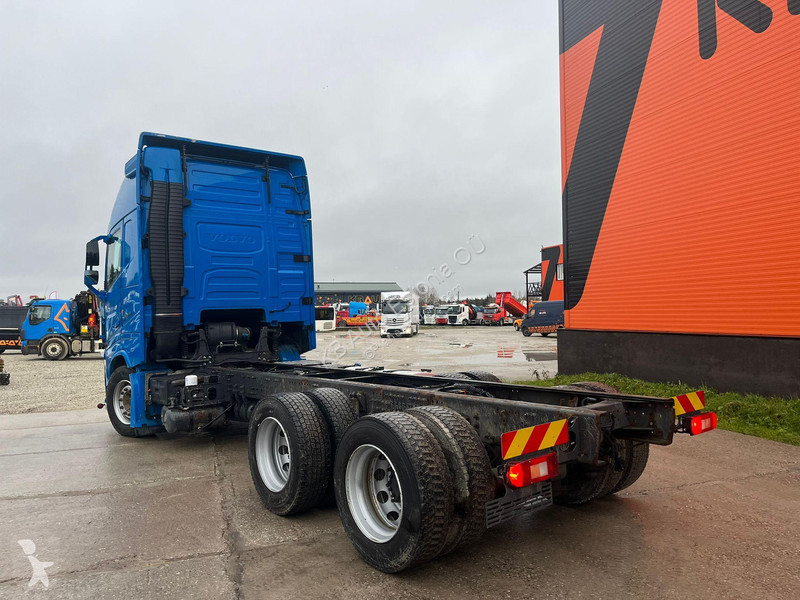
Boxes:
[540,420,567,449]
[501,419,569,460]
[673,391,706,416]
[504,427,533,460]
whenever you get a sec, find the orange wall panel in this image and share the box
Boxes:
[560,0,800,337]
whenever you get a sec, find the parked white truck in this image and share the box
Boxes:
[380,291,419,337]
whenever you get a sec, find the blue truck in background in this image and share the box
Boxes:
[20,292,101,360]
[84,132,715,572]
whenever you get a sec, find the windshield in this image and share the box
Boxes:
[447,306,461,315]
[381,300,409,315]
[28,305,52,326]
[484,307,497,314]
[423,308,434,315]
[315,307,334,320]
[435,307,449,315]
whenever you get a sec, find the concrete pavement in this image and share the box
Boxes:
[1,409,798,599]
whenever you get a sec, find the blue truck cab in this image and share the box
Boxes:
[348,302,368,317]
[21,292,101,360]
[85,133,315,435]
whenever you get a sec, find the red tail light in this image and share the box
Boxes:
[506,452,559,488]
[689,412,717,435]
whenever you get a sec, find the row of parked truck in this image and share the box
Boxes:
[315,291,421,337]
[423,293,527,327]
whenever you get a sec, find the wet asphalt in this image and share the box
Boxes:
[1,327,799,598]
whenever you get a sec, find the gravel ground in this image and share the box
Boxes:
[0,352,105,415]
[0,326,557,415]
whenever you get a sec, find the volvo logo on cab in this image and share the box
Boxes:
[208,232,256,245]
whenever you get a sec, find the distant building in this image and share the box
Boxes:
[314,282,402,308]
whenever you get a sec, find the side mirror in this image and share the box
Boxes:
[86,240,100,267]
[85,270,99,286]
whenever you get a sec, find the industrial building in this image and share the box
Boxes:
[557,1,800,396]
[314,282,402,308]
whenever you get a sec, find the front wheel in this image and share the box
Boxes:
[107,367,135,437]
[105,367,161,438]
[42,337,69,361]
[522,328,532,337]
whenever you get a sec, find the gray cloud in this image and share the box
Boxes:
[0,0,560,301]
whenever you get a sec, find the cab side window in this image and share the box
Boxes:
[28,305,52,325]
[105,227,123,290]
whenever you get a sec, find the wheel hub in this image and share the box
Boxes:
[255,417,291,492]
[113,380,132,425]
[345,444,403,543]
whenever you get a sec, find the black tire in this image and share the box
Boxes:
[609,441,649,494]
[0,348,5,354]
[337,321,347,328]
[248,393,332,516]
[304,388,358,507]
[554,459,616,507]
[514,323,519,331]
[106,366,159,438]
[553,381,638,500]
[437,372,472,380]
[0,373,9,385]
[459,370,502,383]
[41,337,69,361]
[406,406,495,554]
[540,332,550,337]
[556,381,620,395]
[334,412,453,572]
[436,373,494,397]
[522,328,532,337]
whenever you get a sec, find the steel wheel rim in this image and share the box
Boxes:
[345,444,403,543]
[45,341,62,358]
[113,379,132,425]
[255,417,291,492]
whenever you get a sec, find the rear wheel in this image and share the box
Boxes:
[406,406,495,554]
[334,412,453,572]
[608,441,649,494]
[42,337,69,361]
[540,332,550,337]
[554,461,615,506]
[337,321,347,328]
[249,393,331,515]
[459,370,502,383]
[304,388,358,507]
[553,381,629,505]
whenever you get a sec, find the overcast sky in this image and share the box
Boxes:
[0,0,561,301]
